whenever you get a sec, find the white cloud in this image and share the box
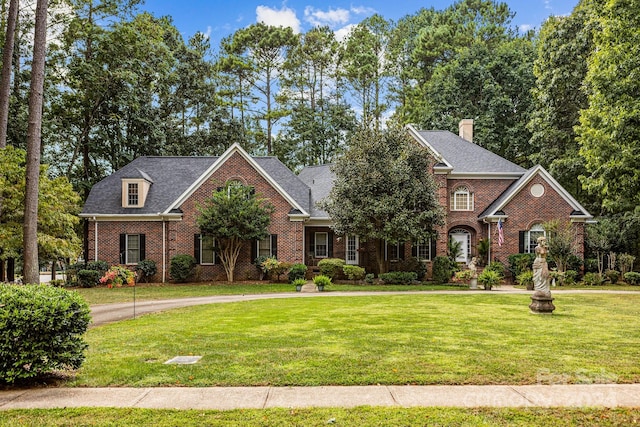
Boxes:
[350,6,376,16]
[334,24,356,42]
[256,5,302,33]
[304,6,350,27]
[519,24,533,32]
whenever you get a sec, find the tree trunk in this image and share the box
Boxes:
[0,0,18,148]
[22,0,48,284]
[376,238,387,275]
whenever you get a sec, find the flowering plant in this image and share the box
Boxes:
[99,266,135,288]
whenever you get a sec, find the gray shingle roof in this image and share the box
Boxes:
[415,130,525,175]
[82,154,312,216]
[298,164,335,218]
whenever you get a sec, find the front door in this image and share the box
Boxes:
[449,230,469,263]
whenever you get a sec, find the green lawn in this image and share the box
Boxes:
[74,282,469,305]
[72,293,640,387]
[2,407,639,427]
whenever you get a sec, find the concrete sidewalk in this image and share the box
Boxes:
[2,384,640,410]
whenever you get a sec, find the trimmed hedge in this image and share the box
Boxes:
[343,265,366,281]
[78,269,101,288]
[318,258,345,279]
[288,263,308,283]
[0,284,91,384]
[170,254,196,283]
[432,256,454,284]
[379,271,418,285]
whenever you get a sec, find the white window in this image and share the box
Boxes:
[200,235,215,264]
[257,236,272,258]
[450,186,474,211]
[413,240,432,261]
[385,241,403,261]
[126,234,140,264]
[315,232,328,258]
[526,224,545,254]
[346,235,359,265]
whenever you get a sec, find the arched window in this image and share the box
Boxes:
[451,186,474,211]
[525,224,545,253]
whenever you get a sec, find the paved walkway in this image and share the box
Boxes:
[2,384,640,410]
[3,287,639,411]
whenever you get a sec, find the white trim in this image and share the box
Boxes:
[345,235,359,265]
[166,143,310,217]
[448,172,524,180]
[80,213,182,221]
[315,232,329,258]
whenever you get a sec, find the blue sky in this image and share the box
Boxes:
[140,0,579,45]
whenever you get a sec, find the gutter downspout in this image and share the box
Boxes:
[93,217,98,261]
[161,214,166,283]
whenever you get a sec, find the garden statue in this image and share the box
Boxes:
[530,236,555,314]
[468,257,478,289]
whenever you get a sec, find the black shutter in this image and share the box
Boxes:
[216,187,223,193]
[271,234,278,258]
[309,233,315,256]
[411,244,417,258]
[399,241,406,260]
[139,234,146,261]
[214,238,221,264]
[519,231,525,253]
[328,232,334,257]
[194,234,201,264]
[430,238,437,261]
[120,234,126,264]
[251,239,258,262]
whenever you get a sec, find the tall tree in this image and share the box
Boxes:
[23,0,48,284]
[319,126,444,274]
[0,0,18,148]
[577,0,640,214]
[223,23,297,155]
[196,183,274,282]
[527,0,596,205]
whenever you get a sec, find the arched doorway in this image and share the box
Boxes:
[449,228,471,263]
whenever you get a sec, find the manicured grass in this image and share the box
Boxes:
[74,282,468,305]
[72,293,640,387]
[2,407,639,426]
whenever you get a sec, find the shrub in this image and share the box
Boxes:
[516,270,534,288]
[623,271,640,285]
[478,269,502,290]
[396,257,426,280]
[77,269,101,288]
[507,253,535,277]
[365,273,375,284]
[318,258,345,279]
[170,254,196,283]
[254,255,269,280]
[454,270,473,283]
[584,258,599,273]
[49,279,66,288]
[379,271,418,285]
[292,278,306,289]
[604,269,620,284]
[564,270,578,285]
[486,261,505,276]
[261,258,291,281]
[343,265,366,281]
[288,263,308,283]
[618,253,636,275]
[432,256,454,284]
[135,259,157,283]
[0,284,91,384]
[86,260,109,273]
[313,274,331,289]
[582,272,604,286]
[99,266,135,288]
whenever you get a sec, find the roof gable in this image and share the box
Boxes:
[479,165,593,220]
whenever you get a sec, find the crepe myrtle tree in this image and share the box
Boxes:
[319,125,444,274]
[196,182,274,282]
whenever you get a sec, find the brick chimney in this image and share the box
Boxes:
[459,119,474,142]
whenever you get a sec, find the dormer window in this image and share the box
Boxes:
[122,178,151,208]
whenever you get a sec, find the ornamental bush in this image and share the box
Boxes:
[582,272,604,286]
[378,271,418,285]
[623,271,640,285]
[77,269,101,288]
[343,265,366,281]
[318,258,345,279]
[135,259,157,283]
[432,256,454,284]
[478,269,502,290]
[288,263,308,283]
[516,270,534,288]
[396,256,426,280]
[0,284,91,384]
[170,254,196,283]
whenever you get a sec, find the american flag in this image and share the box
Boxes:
[497,219,504,247]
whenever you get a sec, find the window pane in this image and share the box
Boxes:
[201,235,215,264]
[315,232,328,257]
[127,235,140,264]
[346,235,357,263]
[128,183,138,206]
[258,236,271,258]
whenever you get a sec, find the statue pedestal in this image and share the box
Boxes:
[469,278,478,289]
[529,290,555,314]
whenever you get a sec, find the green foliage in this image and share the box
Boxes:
[582,272,604,286]
[396,257,426,280]
[478,269,502,290]
[0,284,90,384]
[196,183,274,282]
[170,254,196,283]
[343,265,366,281]
[508,253,535,277]
[516,270,534,287]
[604,269,620,284]
[476,239,490,266]
[99,266,135,288]
[292,278,306,289]
[77,270,101,288]
[86,260,109,273]
[135,259,157,283]
[618,253,636,275]
[379,271,418,285]
[312,274,331,288]
[623,272,640,285]
[287,263,308,283]
[261,258,291,282]
[485,261,505,277]
[365,273,375,284]
[319,126,443,274]
[49,279,66,287]
[318,258,346,279]
[564,270,578,285]
[432,256,454,284]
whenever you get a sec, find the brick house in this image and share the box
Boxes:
[80,121,592,282]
